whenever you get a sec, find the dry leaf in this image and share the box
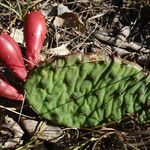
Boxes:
[10,28,24,44]
[0,116,24,149]
[37,122,63,143]
[53,16,65,27]
[55,4,86,34]
[21,118,63,143]
[47,44,70,56]
[57,3,72,16]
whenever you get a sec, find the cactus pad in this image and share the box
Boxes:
[25,53,150,127]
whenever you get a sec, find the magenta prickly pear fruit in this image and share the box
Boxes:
[0,32,27,81]
[24,10,46,68]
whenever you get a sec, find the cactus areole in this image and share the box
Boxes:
[25,53,150,127]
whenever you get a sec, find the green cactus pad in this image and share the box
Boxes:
[25,53,150,127]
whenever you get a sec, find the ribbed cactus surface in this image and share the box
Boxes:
[25,53,150,127]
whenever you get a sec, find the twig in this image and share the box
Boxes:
[0,105,35,119]
[6,15,18,32]
[18,92,26,123]
[71,24,98,51]
[107,45,131,56]
[0,2,22,19]
[93,31,150,53]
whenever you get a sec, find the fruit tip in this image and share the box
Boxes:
[15,68,27,81]
[16,94,24,101]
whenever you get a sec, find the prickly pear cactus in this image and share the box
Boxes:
[25,53,150,127]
